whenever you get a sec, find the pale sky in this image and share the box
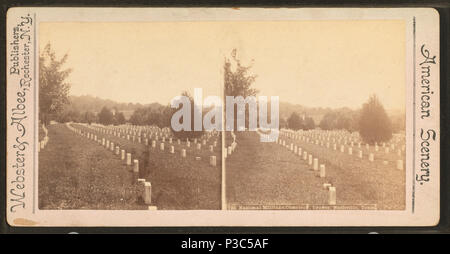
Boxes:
[40,20,405,110]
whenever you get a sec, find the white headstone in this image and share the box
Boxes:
[144,182,152,205]
[320,164,326,178]
[126,153,132,165]
[133,159,139,173]
[210,156,217,166]
[329,187,336,205]
[313,158,318,171]
[397,160,403,170]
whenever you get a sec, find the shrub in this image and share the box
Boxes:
[359,95,393,144]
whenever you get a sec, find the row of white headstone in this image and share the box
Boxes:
[67,123,157,209]
[73,123,219,167]
[277,137,337,205]
[278,131,404,170]
[85,122,220,153]
[280,129,405,153]
[91,123,220,144]
[280,128,406,155]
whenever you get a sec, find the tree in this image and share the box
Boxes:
[303,116,315,130]
[98,106,114,125]
[115,112,126,125]
[56,109,81,123]
[287,112,302,130]
[147,110,162,126]
[39,43,72,125]
[391,113,405,133]
[359,95,393,144]
[159,105,174,129]
[224,49,258,130]
[319,112,337,130]
[279,117,288,129]
[129,108,146,125]
[224,49,258,98]
[83,111,97,124]
[319,110,359,132]
[336,115,351,130]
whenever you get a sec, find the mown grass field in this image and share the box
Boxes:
[39,123,221,210]
[226,131,405,210]
[39,124,144,209]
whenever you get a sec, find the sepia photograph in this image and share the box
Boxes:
[223,21,406,210]
[6,8,439,226]
[37,22,225,210]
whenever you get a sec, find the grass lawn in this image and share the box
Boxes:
[39,124,145,209]
[40,123,222,210]
[226,131,405,210]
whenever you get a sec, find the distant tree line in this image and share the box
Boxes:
[56,106,127,125]
[67,94,153,114]
[286,113,316,131]
[128,91,205,140]
[319,111,359,132]
[128,105,173,128]
[284,95,404,144]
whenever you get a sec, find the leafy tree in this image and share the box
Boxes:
[56,109,81,123]
[287,112,303,130]
[319,111,359,132]
[224,49,258,130]
[129,108,146,125]
[279,117,288,129]
[83,111,97,124]
[348,110,361,132]
[303,116,315,130]
[98,106,114,125]
[147,110,162,126]
[159,105,174,129]
[319,112,337,130]
[336,115,352,130]
[391,114,405,133]
[224,49,258,97]
[359,95,393,144]
[115,112,126,125]
[39,43,72,125]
